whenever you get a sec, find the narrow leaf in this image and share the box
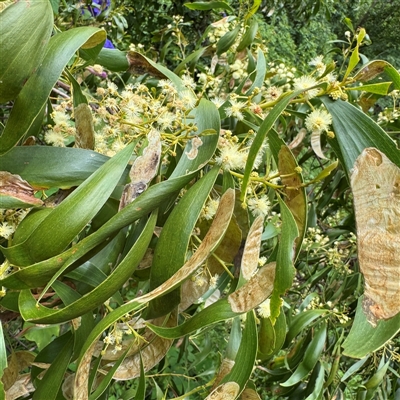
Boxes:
[0,146,128,189]
[146,166,220,318]
[270,197,298,322]
[342,297,400,358]
[18,211,156,324]
[2,143,134,266]
[281,321,327,387]
[321,97,400,174]
[184,1,233,12]
[0,0,53,102]
[0,27,105,155]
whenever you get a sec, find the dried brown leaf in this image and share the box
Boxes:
[120,130,161,209]
[310,130,327,159]
[2,351,36,391]
[179,215,242,311]
[5,373,34,400]
[102,315,176,380]
[206,381,240,400]
[353,60,387,82]
[351,148,400,324]
[74,103,95,150]
[138,189,235,304]
[241,216,264,280]
[239,388,261,399]
[74,342,97,400]
[278,145,306,255]
[127,51,166,78]
[228,262,276,313]
[211,358,235,391]
[0,171,43,206]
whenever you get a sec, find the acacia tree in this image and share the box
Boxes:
[0,0,399,398]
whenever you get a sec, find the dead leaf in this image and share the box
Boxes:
[102,315,176,380]
[206,381,240,400]
[179,215,242,311]
[211,358,235,391]
[0,171,43,207]
[241,216,264,280]
[138,189,235,305]
[120,130,161,210]
[353,60,388,82]
[74,103,95,150]
[351,148,400,324]
[278,146,306,256]
[288,128,306,150]
[228,262,276,313]
[5,373,34,400]
[127,51,166,78]
[74,342,97,400]
[239,388,261,399]
[311,130,327,159]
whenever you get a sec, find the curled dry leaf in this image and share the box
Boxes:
[0,171,43,207]
[211,358,235,391]
[351,148,400,325]
[61,374,75,400]
[2,351,35,391]
[239,388,261,400]
[353,60,388,82]
[5,373,35,400]
[228,262,276,314]
[119,130,161,210]
[74,342,97,400]
[127,51,166,78]
[288,128,306,150]
[278,145,307,256]
[103,315,176,380]
[74,103,95,150]
[138,189,235,305]
[241,215,264,280]
[179,216,242,312]
[310,130,327,160]
[205,381,240,400]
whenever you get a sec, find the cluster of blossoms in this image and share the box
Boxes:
[265,62,296,90]
[0,208,28,241]
[44,103,76,147]
[207,17,233,45]
[102,325,125,355]
[46,73,198,158]
[302,296,350,324]
[377,90,400,124]
[302,226,356,273]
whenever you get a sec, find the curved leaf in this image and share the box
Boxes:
[269,129,307,259]
[0,27,106,155]
[2,143,134,266]
[0,146,128,189]
[342,297,400,358]
[220,311,258,393]
[0,0,53,103]
[146,166,220,318]
[270,197,299,322]
[0,172,198,290]
[184,2,233,12]
[321,97,400,175]
[18,211,156,324]
[281,321,327,387]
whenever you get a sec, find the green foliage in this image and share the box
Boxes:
[1,0,400,399]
